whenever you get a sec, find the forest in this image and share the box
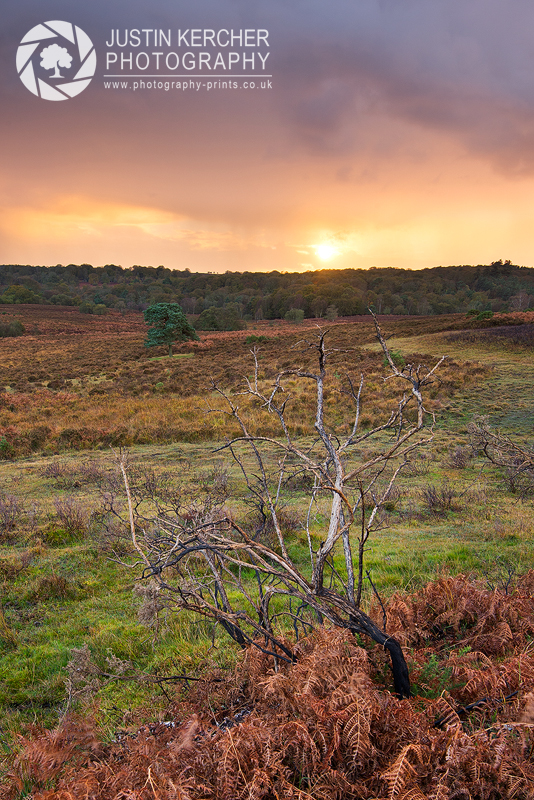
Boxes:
[0,260,533,321]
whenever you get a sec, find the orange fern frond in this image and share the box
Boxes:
[308,768,358,800]
[381,743,426,799]
[342,697,373,772]
[277,720,320,779]
[431,697,461,730]
[519,691,534,723]
[398,787,427,800]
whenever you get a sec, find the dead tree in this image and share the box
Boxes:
[120,315,444,699]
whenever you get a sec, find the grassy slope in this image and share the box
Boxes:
[375,328,534,432]
[0,310,533,755]
[361,327,534,586]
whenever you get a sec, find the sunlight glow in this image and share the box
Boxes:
[315,243,339,261]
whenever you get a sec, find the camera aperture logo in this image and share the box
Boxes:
[17,21,96,100]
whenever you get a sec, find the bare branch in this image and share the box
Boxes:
[118,320,445,700]
[111,447,151,570]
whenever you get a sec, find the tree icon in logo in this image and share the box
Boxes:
[16,21,96,101]
[40,44,73,79]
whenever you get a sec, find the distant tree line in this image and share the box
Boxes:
[0,260,533,324]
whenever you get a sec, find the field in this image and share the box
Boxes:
[1,306,534,798]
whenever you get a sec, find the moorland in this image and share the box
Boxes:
[1,304,534,799]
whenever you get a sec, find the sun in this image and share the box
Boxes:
[315,243,339,261]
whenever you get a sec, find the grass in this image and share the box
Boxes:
[0,436,532,742]
[148,353,195,361]
[0,529,236,742]
[0,356,484,457]
[1,309,534,760]
[366,327,534,432]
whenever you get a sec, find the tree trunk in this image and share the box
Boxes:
[321,588,411,698]
[350,611,411,699]
[168,343,173,357]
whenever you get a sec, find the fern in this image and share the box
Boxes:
[8,576,534,800]
[381,743,426,798]
[342,697,372,772]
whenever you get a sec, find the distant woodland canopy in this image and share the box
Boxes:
[0,260,533,320]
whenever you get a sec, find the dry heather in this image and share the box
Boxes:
[0,308,488,456]
[5,573,534,799]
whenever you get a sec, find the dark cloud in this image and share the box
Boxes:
[245,0,534,168]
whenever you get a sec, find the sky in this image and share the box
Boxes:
[2,0,534,273]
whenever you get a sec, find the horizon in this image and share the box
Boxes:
[0,260,530,276]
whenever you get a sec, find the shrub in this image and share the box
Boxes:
[52,497,89,539]
[43,524,72,545]
[245,334,269,344]
[29,574,76,602]
[469,418,534,497]
[503,463,533,496]
[448,445,472,469]
[76,461,109,485]
[284,469,316,491]
[0,319,24,337]
[421,481,462,516]
[29,425,51,450]
[41,461,75,487]
[0,604,17,647]
[0,436,15,459]
[41,459,107,489]
[200,462,231,501]
[383,349,405,369]
[0,492,23,539]
[248,505,302,546]
[404,452,432,477]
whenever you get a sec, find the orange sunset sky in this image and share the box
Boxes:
[3,0,534,273]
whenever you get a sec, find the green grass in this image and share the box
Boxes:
[148,353,195,361]
[0,541,236,743]
[368,331,534,433]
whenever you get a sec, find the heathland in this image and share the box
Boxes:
[1,305,534,798]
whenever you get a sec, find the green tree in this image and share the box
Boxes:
[196,305,246,331]
[143,302,199,356]
[284,308,304,322]
[325,304,338,321]
[0,285,41,304]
